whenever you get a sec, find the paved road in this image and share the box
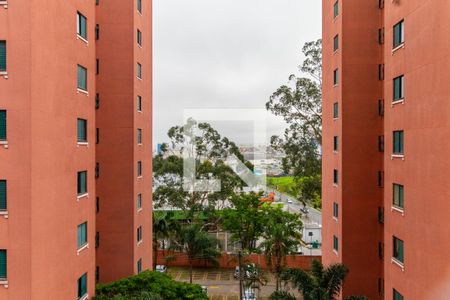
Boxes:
[266,189,322,226]
[167,267,301,300]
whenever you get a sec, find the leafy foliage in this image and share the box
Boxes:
[269,291,297,300]
[94,271,208,300]
[259,204,303,291]
[266,39,322,208]
[282,260,349,300]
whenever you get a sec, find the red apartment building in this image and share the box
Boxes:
[0,0,152,299]
[322,0,450,299]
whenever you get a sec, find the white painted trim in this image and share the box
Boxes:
[77,34,89,45]
[77,88,89,95]
[77,193,89,201]
[391,99,405,106]
[0,280,8,288]
[77,243,89,255]
[391,206,405,216]
[391,154,405,160]
[77,142,89,147]
[79,293,89,300]
[392,43,405,54]
[0,211,8,219]
[391,257,405,271]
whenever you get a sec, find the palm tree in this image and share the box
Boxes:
[282,260,349,300]
[152,212,170,270]
[174,224,221,283]
[260,204,302,292]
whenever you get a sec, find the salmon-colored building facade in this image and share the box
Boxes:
[322,0,450,299]
[0,0,152,298]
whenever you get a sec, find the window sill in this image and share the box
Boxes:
[333,249,338,256]
[77,193,89,201]
[0,280,8,288]
[332,216,338,222]
[79,293,89,300]
[333,84,338,88]
[137,240,143,246]
[77,88,89,95]
[138,44,142,49]
[77,35,89,45]
[391,154,405,160]
[391,258,405,271]
[391,99,404,106]
[137,77,142,81]
[333,184,338,188]
[138,143,143,146]
[137,208,143,213]
[333,150,338,154]
[0,71,8,79]
[333,117,338,121]
[77,243,89,255]
[137,110,143,113]
[0,141,8,149]
[391,206,405,216]
[77,142,89,147]
[392,43,405,54]
[137,176,143,179]
[0,211,8,219]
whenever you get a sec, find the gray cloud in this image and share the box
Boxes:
[153,0,321,145]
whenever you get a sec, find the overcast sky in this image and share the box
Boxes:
[153,0,321,145]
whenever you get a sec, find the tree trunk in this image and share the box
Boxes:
[189,262,193,284]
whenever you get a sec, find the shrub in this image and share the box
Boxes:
[94,271,208,300]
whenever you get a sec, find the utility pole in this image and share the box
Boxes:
[238,250,243,300]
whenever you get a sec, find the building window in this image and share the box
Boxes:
[137,96,142,112]
[77,222,88,248]
[333,1,338,18]
[77,119,87,143]
[333,136,338,151]
[96,59,99,75]
[96,128,99,144]
[96,197,100,213]
[393,20,404,48]
[333,235,338,252]
[333,102,338,118]
[95,267,100,283]
[0,110,6,141]
[393,130,404,155]
[137,63,142,79]
[333,202,338,218]
[378,135,384,152]
[393,75,404,101]
[77,12,87,40]
[393,236,404,264]
[393,184,404,209]
[0,250,6,280]
[137,259,142,274]
[393,289,404,300]
[77,273,88,300]
[378,27,385,45]
[333,35,339,52]
[0,180,6,211]
[95,24,100,40]
[95,163,100,179]
[137,128,142,144]
[0,41,6,72]
[77,171,87,195]
[378,64,384,80]
[137,161,142,177]
[77,65,88,91]
[137,0,142,13]
[137,29,142,46]
[137,194,142,210]
[333,169,338,185]
[137,226,142,242]
[95,232,99,248]
[333,69,339,85]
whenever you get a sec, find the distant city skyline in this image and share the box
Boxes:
[153,0,321,145]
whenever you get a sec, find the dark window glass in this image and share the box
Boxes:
[137,96,142,111]
[77,273,87,299]
[0,250,6,279]
[333,102,338,118]
[393,184,404,208]
[137,226,142,242]
[77,171,87,195]
[137,259,142,274]
[137,128,142,144]
[77,12,87,39]
[77,119,87,142]
[333,169,338,185]
[393,130,404,154]
[137,194,142,209]
[0,110,6,140]
[393,75,404,101]
[137,0,142,13]
[333,35,338,51]
[393,20,404,48]
[333,1,338,18]
[333,235,338,251]
[333,202,338,218]
[77,222,88,248]
[393,236,404,263]
[0,180,6,211]
[393,289,404,300]
[0,41,6,71]
[137,63,142,79]
[333,69,339,85]
[137,161,142,177]
[137,29,142,46]
[333,136,338,151]
[77,65,88,91]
